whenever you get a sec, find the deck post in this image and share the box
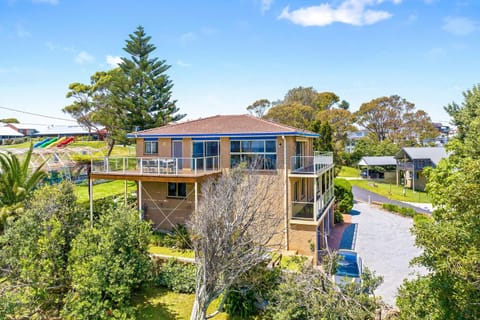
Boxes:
[124,179,127,206]
[194,181,198,212]
[139,180,143,220]
[89,177,93,227]
[313,176,317,221]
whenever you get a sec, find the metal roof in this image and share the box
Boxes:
[34,125,91,136]
[358,156,397,166]
[0,126,24,137]
[396,147,447,165]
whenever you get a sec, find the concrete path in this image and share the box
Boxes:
[352,186,432,214]
[349,202,425,306]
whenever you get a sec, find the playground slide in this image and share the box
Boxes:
[46,137,66,148]
[57,136,74,147]
[40,137,58,148]
[38,137,55,148]
[34,137,51,148]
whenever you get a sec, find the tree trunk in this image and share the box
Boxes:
[190,282,208,320]
[107,138,115,157]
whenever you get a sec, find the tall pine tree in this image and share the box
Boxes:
[118,26,185,131]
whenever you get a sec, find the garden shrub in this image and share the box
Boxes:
[334,178,353,221]
[381,203,418,217]
[155,259,196,293]
[163,224,192,249]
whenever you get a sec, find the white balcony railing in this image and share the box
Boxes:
[290,151,333,174]
[91,156,220,176]
[291,187,335,221]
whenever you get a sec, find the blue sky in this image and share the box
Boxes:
[1,0,479,125]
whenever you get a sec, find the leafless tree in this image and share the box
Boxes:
[189,168,282,320]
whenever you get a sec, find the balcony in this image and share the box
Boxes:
[290,151,334,175]
[291,187,335,221]
[91,156,221,178]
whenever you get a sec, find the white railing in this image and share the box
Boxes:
[91,156,220,176]
[291,188,335,221]
[290,151,333,174]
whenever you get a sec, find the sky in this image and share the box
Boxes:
[1,0,479,126]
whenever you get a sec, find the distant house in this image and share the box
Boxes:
[5,123,40,136]
[345,130,369,153]
[0,126,24,144]
[358,156,397,183]
[395,147,447,191]
[34,125,105,140]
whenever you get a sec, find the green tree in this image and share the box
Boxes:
[0,182,85,319]
[0,144,47,231]
[314,91,340,110]
[117,25,185,132]
[355,95,438,145]
[397,85,480,319]
[64,206,152,319]
[246,98,271,117]
[0,118,19,123]
[264,103,315,129]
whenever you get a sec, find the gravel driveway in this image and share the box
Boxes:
[350,201,425,306]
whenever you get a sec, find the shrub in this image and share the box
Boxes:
[224,288,258,318]
[381,203,418,217]
[155,259,196,293]
[334,178,353,218]
[162,224,192,249]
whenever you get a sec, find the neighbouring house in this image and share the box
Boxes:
[395,147,447,191]
[35,125,106,140]
[0,125,24,143]
[4,123,40,136]
[90,114,335,261]
[358,156,397,183]
[345,130,369,153]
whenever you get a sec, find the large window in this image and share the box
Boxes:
[230,139,276,170]
[168,182,187,198]
[192,140,219,170]
[144,140,158,154]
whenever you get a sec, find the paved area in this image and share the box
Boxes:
[348,201,425,306]
[352,186,432,214]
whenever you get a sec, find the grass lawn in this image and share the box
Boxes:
[338,166,360,177]
[148,246,195,259]
[74,180,136,203]
[348,179,431,203]
[134,287,240,320]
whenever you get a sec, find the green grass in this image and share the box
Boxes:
[148,246,195,259]
[134,287,237,320]
[348,179,431,203]
[74,180,136,203]
[338,166,360,177]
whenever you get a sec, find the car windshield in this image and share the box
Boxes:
[336,253,360,278]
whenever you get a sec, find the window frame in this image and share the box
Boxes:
[167,182,187,198]
[230,139,277,170]
[144,140,158,155]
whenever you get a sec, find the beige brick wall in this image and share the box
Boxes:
[158,138,171,157]
[220,137,230,169]
[141,181,196,230]
[289,223,317,256]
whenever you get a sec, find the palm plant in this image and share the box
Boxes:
[0,144,47,230]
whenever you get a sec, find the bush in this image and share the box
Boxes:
[334,210,344,223]
[224,289,258,318]
[381,203,418,217]
[155,258,196,293]
[334,178,353,217]
[163,224,192,249]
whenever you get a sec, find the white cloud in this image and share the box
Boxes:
[15,24,31,38]
[32,0,59,4]
[74,51,95,64]
[443,16,476,36]
[260,0,274,14]
[278,0,401,27]
[179,32,196,44]
[106,55,122,68]
[177,60,192,67]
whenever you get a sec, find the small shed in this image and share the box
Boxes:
[0,126,24,143]
[358,156,397,182]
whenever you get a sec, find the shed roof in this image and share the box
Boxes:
[35,125,90,136]
[396,147,447,165]
[358,156,397,166]
[127,114,319,139]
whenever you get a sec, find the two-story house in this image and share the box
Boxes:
[90,115,335,261]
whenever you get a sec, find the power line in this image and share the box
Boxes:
[0,105,77,123]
